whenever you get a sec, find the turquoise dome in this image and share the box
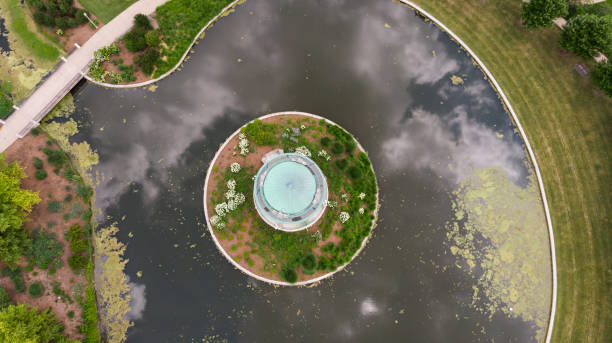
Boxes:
[254,153,328,232]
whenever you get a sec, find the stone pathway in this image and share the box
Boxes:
[0,0,167,152]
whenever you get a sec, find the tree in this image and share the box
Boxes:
[522,0,569,29]
[135,48,160,75]
[0,154,40,266]
[560,14,612,58]
[124,27,147,52]
[592,61,612,97]
[0,304,72,343]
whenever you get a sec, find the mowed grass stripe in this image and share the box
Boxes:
[409,0,612,342]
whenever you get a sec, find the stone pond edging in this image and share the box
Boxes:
[202,111,380,287]
[397,2,558,343]
[83,0,245,89]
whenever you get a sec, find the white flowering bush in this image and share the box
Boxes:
[358,208,365,215]
[212,178,245,229]
[312,231,322,242]
[230,162,241,173]
[318,149,331,161]
[300,124,306,130]
[238,133,250,156]
[358,192,366,200]
[215,202,228,217]
[295,146,311,157]
[339,211,350,223]
[327,200,337,208]
[341,193,348,200]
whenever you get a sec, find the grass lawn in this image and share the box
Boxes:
[1,0,60,61]
[408,0,611,341]
[78,0,137,24]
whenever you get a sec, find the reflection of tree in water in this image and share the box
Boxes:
[446,167,551,341]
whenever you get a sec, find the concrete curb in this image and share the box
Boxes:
[397,2,557,342]
[202,111,380,287]
[84,0,244,88]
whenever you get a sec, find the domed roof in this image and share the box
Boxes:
[254,153,328,232]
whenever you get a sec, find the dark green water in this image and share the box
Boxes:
[70,0,551,341]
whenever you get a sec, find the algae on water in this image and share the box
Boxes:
[446,167,551,341]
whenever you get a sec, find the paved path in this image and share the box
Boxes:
[0,0,167,152]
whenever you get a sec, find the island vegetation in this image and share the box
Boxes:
[0,130,99,342]
[206,114,378,284]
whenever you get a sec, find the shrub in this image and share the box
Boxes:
[75,9,88,24]
[69,239,88,253]
[301,253,316,274]
[592,61,612,97]
[560,14,612,58]
[348,166,363,180]
[28,282,44,298]
[1,267,25,293]
[47,200,64,213]
[68,253,87,271]
[33,11,54,27]
[0,287,10,310]
[280,266,298,283]
[69,202,84,218]
[35,169,47,180]
[521,0,568,29]
[320,137,331,147]
[55,16,69,30]
[134,14,153,30]
[33,157,43,169]
[75,183,93,199]
[344,139,357,154]
[335,159,348,171]
[43,148,66,168]
[135,48,160,75]
[331,142,344,155]
[145,30,160,47]
[26,230,63,270]
[67,311,74,319]
[124,27,147,52]
[243,120,278,145]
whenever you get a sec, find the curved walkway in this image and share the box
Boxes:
[0,0,167,152]
[398,2,558,343]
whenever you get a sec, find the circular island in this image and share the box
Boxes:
[203,112,379,285]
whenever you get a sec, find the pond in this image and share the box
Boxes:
[69,0,552,341]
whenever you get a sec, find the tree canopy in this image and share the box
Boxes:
[521,0,569,29]
[560,14,612,58]
[0,154,40,266]
[592,61,612,97]
[0,304,73,343]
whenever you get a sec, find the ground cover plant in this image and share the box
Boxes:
[153,0,236,77]
[408,1,612,341]
[207,115,378,283]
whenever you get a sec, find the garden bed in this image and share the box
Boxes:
[0,132,98,341]
[204,113,379,285]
